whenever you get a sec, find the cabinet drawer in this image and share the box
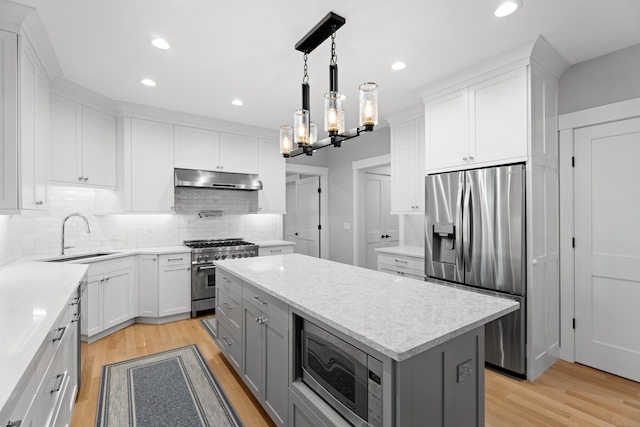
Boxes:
[34,303,70,387]
[259,246,294,256]
[217,319,241,373]
[242,282,288,326]
[379,266,425,281]
[216,270,243,294]
[378,254,424,271]
[159,253,190,267]
[217,286,241,329]
[34,340,69,427]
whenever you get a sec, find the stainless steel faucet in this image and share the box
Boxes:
[61,213,91,255]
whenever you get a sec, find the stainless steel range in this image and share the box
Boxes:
[184,238,258,317]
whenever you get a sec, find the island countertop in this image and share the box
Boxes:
[214,253,518,362]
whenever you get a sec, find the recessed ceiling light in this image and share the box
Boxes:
[151,38,170,50]
[391,61,407,71]
[495,0,522,17]
[232,99,243,106]
[141,78,157,87]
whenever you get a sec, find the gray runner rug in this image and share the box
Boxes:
[95,344,243,427]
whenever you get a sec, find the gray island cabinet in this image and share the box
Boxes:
[213,254,518,427]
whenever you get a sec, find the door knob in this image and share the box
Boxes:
[384,234,391,239]
[295,232,299,236]
[381,234,386,239]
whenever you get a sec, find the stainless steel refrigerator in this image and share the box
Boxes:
[425,164,526,378]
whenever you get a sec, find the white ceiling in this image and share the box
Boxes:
[14,0,640,132]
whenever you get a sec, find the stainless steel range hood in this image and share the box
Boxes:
[174,168,262,191]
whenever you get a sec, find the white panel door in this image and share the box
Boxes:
[285,180,299,246]
[297,176,320,257]
[365,174,399,270]
[575,116,640,382]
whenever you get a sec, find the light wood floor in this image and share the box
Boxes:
[71,317,640,427]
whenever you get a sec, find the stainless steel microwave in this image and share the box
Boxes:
[300,319,383,427]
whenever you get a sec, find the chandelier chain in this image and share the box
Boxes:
[303,53,309,84]
[330,30,337,66]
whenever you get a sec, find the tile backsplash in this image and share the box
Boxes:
[0,186,281,267]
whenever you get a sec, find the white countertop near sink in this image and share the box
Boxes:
[27,245,191,263]
[254,240,295,247]
[214,253,518,362]
[375,245,425,258]
[0,261,88,412]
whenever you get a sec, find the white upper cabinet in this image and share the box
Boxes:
[20,41,49,210]
[49,94,117,188]
[425,67,527,172]
[390,115,425,214]
[257,138,285,214]
[128,118,175,212]
[0,30,19,211]
[219,132,258,174]
[174,125,220,170]
[174,126,258,174]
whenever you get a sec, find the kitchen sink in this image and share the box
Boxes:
[43,252,119,262]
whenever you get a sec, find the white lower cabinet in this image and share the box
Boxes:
[377,253,425,281]
[1,286,80,427]
[158,254,191,316]
[137,252,191,320]
[83,257,136,339]
[258,244,294,256]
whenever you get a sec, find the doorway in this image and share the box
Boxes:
[364,170,399,269]
[284,164,329,259]
[573,116,640,382]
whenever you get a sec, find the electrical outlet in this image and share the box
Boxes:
[344,223,351,230]
[457,360,473,383]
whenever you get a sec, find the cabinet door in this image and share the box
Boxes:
[174,125,220,170]
[158,264,191,316]
[391,119,422,213]
[0,30,19,211]
[49,95,82,184]
[82,105,116,187]
[130,119,175,212]
[242,302,263,401]
[469,67,527,165]
[80,280,88,336]
[103,268,135,329]
[219,132,258,174]
[138,255,158,317]
[425,89,469,171]
[86,274,103,336]
[258,139,285,214]
[263,318,288,426]
[20,44,48,210]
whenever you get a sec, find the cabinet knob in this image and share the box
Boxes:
[35,200,44,205]
[468,156,474,160]
[462,157,468,161]
[78,176,83,181]
[83,177,89,181]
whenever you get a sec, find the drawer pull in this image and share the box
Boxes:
[270,249,282,253]
[397,271,405,276]
[70,296,80,306]
[52,326,66,342]
[71,313,79,323]
[255,316,267,325]
[221,336,232,346]
[254,296,268,305]
[50,374,64,393]
[394,259,408,264]
[167,258,184,262]
[222,302,232,310]
[6,420,22,427]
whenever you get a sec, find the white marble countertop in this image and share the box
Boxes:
[28,245,191,263]
[254,240,295,247]
[0,261,88,412]
[375,245,425,259]
[214,253,518,362]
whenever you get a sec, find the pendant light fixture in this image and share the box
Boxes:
[280,12,378,157]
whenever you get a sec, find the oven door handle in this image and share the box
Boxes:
[197,265,217,271]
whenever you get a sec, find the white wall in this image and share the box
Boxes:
[0,186,281,267]
[559,43,640,114]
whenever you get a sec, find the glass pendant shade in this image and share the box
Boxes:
[294,109,310,146]
[324,91,342,132]
[338,109,345,134]
[279,125,293,155]
[359,82,378,127]
[309,122,318,145]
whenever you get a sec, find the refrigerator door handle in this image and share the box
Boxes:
[463,176,472,269]
[455,179,464,268]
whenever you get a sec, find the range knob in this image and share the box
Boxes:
[204,254,210,260]
[231,253,237,259]
[214,254,220,260]
[221,253,227,260]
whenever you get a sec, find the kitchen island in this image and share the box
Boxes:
[214,253,519,427]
